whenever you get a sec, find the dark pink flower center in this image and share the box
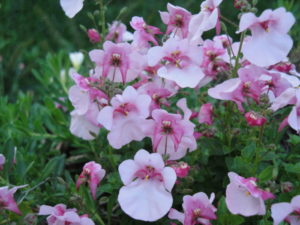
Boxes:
[260,21,270,32]
[162,120,173,134]
[114,103,136,117]
[134,166,163,181]
[111,53,122,67]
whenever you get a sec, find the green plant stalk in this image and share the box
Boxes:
[99,0,106,38]
[232,31,246,77]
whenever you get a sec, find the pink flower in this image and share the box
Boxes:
[225,172,275,216]
[60,0,84,18]
[198,103,213,125]
[169,161,190,178]
[271,195,300,225]
[130,16,162,48]
[244,111,266,127]
[0,185,26,215]
[147,38,205,88]
[200,39,229,78]
[238,8,295,67]
[97,86,151,149]
[160,3,192,39]
[208,65,291,111]
[39,204,95,225]
[0,154,5,170]
[89,41,144,83]
[137,81,173,112]
[106,21,133,43]
[169,192,217,225]
[68,72,109,140]
[145,98,197,160]
[76,161,106,200]
[188,0,223,44]
[87,29,101,43]
[118,149,177,221]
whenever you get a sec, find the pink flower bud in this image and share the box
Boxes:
[87,29,101,43]
[170,162,190,178]
[245,111,266,127]
[233,0,250,10]
[281,182,293,193]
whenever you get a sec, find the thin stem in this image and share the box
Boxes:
[98,0,106,38]
[220,15,239,28]
[232,31,246,77]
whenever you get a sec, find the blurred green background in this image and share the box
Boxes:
[1,0,300,100]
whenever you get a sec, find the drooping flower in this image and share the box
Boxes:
[147,38,205,88]
[39,204,95,225]
[145,98,197,160]
[225,172,275,216]
[238,7,295,67]
[188,0,223,44]
[89,41,144,83]
[137,81,173,112]
[87,29,101,43]
[60,0,84,18]
[169,192,217,225]
[198,103,213,125]
[97,86,151,149]
[0,154,5,170]
[271,195,300,225]
[106,21,133,43]
[0,185,27,215]
[130,16,162,49]
[68,72,109,140]
[244,111,266,127]
[160,3,192,39]
[76,161,106,200]
[118,149,177,221]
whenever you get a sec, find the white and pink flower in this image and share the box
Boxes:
[118,149,176,221]
[225,172,275,216]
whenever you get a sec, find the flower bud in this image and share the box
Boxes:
[281,182,293,193]
[170,162,190,178]
[87,28,101,43]
[245,111,266,127]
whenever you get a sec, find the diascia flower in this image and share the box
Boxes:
[189,0,223,44]
[68,72,108,140]
[271,195,300,225]
[39,204,95,225]
[106,21,133,43]
[198,103,213,125]
[145,98,197,160]
[238,7,295,67]
[0,185,27,215]
[118,149,176,221]
[168,192,217,225]
[97,86,151,149]
[89,41,144,83]
[147,38,205,88]
[159,3,192,39]
[225,172,275,216]
[76,161,106,200]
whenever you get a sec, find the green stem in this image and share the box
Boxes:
[232,31,246,77]
[99,0,106,38]
[220,15,239,28]
[108,146,117,171]
[94,212,106,225]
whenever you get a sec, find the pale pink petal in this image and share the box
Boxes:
[68,86,89,115]
[147,46,164,66]
[162,167,177,192]
[271,202,293,225]
[134,150,164,170]
[118,180,173,222]
[118,160,139,185]
[238,12,258,32]
[70,111,99,140]
[38,205,55,215]
[288,106,300,132]
[97,106,114,130]
[168,209,184,223]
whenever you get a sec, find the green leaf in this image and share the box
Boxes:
[284,162,300,174]
[258,166,273,183]
[40,155,65,180]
